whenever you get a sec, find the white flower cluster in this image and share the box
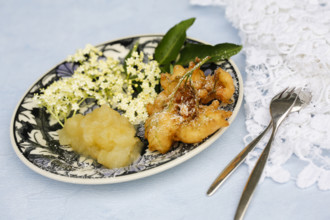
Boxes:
[118,51,161,124]
[34,44,161,126]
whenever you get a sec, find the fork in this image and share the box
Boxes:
[206,89,311,196]
[234,87,300,220]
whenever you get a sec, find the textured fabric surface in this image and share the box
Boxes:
[191,0,330,190]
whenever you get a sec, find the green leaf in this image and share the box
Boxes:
[154,17,195,66]
[176,43,242,65]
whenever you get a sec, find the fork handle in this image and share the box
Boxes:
[234,126,276,220]
[206,123,272,196]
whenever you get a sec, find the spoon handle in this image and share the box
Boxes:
[234,127,276,220]
[206,123,272,196]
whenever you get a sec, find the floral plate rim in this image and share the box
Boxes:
[10,34,243,184]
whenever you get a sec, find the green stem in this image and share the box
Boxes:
[72,98,87,117]
[132,41,139,53]
[47,108,64,127]
[125,41,139,81]
[167,56,211,109]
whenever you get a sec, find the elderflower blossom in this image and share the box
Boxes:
[33,77,89,127]
[34,44,161,126]
[119,51,161,124]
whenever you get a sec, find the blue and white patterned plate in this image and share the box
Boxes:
[10,35,243,184]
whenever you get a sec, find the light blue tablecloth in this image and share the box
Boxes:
[1,1,330,219]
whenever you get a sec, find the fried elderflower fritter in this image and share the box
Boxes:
[145,58,235,154]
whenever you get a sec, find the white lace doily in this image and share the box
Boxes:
[191,0,330,190]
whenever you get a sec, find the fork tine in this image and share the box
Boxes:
[292,88,302,101]
[283,87,296,99]
[295,87,302,96]
[287,87,303,101]
[273,87,289,100]
[288,87,296,94]
[280,87,289,96]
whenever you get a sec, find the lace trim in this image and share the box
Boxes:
[191,0,330,190]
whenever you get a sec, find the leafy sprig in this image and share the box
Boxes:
[166,56,211,110]
[176,43,242,65]
[154,17,242,71]
[154,18,195,72]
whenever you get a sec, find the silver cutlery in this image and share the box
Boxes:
[207,88,312,197]
[234,87,301,220]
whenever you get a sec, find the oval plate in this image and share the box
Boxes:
[10,34,243,184]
